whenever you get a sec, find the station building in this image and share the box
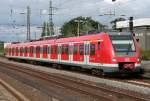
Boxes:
[116,18,150,50]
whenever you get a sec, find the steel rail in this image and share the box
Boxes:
[0,61,149,101]
[0,78,29,101]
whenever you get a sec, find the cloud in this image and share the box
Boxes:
[0,0,150,41]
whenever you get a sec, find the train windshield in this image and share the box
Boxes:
[110,34,136,57]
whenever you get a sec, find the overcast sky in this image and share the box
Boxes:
[0,0,150,42]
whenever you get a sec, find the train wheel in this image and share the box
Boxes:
[91,69,104,76]
[91,69,97,75]
[52,64,57,68]
[57,64,63,69]
[97,69,104,76]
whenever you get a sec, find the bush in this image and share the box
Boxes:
[141,50,150,60]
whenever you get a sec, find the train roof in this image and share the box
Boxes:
[6,32,107,47]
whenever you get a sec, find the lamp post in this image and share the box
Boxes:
[74,20,84,37]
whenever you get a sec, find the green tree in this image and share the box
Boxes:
[61,16,106,37]
[111,17,126,30]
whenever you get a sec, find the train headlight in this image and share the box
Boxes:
[112,58,117,62]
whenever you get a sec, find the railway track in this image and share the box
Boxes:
[0,61,149,101]
[0,78,29,101]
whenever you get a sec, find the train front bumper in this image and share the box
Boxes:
[103,64,144,75]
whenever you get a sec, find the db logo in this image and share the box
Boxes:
[125,58,130,62]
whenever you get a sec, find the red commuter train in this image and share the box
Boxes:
[4,32,143,75]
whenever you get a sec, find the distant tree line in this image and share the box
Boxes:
[41,16,107,38]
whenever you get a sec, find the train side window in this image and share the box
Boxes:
[58,46,61,54]
[51,45,53,54]
[16,47,18,53]
[22,47,24,53]
[85,44,89,55]
[79,44,84,55]
[48,46,50,54]
[61,45,64,54]
[17,48,19,54]
[65,45,69,55]
[73,45,78,55]
[13,48,15,54]
[98,41,101,50]
[40,46,43,54]
[69,45,73,55]
[20,48,22,54]
[90,44,95,55]
[55,45,58,54]
[25,47,27,54]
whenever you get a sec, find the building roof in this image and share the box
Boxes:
[116,18,150,28]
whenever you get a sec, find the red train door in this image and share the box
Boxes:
[12,48,14,56]
[43,45,48,59]
[89,41,102,63]
[61,44,69,61]
[16,47,18,56]
[29,46,34,57]
[73,43,84,62]
[24,47,28,57]
[50,45,58,60]
[89,42,96,63]
[36,46,40,58]
[73,44,78,61]
[20,47,23,56]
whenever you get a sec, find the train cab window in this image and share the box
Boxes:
[98,41,101,50]
[90,44,95,55]
[79,44,84,55]
[73,45,78,55]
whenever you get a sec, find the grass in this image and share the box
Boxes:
[141,50,150,60]
[0,43,4,56]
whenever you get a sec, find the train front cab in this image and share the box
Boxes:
[107,32,144,75]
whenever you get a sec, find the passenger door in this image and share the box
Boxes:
[61,44,69,61]
[50,45,58,60]
[43,45,48,59]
